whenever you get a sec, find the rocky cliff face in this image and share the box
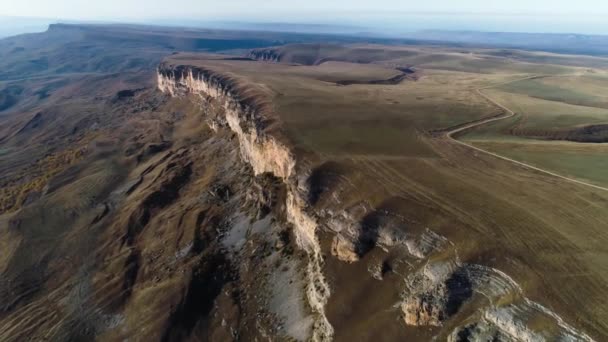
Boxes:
[157,63,595,342]
[158,64,332,341]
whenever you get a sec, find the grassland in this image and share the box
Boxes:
[168,54,504,157]
[164,46,608,340]
[469,140,608,187]
[4,27,608,341]
[497,76,608,109]
[459,72,608,188]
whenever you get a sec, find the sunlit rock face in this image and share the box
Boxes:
[158,65,333,341]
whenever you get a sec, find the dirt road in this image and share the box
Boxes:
[447,86,608,192]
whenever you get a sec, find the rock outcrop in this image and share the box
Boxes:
[157,63,332,341]
[401,260,595,341]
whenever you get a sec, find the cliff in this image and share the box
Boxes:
[157,62,333,341]
[157,61,596,342]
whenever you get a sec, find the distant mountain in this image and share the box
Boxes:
[149,20,372,36]
[406,30,608,56]
[142,22,608,56]
[0,16,59,38]
[5,18,608,57]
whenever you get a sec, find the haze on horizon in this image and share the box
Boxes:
[1,0,608,35]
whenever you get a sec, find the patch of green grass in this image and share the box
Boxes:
[460,86,608,187]
[419,57,571,75]
[498,78,608,109]
[470,140,608,187]
[463,90,608,139]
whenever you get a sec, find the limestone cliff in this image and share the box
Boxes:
[157,63,332,341]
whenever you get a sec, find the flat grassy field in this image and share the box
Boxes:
[498,78,604,108]
[497,74,608,109]
[168,55,501,157]
[469,140,608,187]
[483,89,608,130]
[460,74,608,188]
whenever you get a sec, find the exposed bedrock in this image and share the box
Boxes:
[320,193,594,340]
[325,199,443,263]
[400,260,595,341]
[157,64,332,341]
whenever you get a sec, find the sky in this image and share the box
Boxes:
[1,0,608,34]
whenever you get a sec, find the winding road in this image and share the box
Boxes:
[446,83,608,193]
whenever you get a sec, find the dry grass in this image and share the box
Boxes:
[460,73,608,187]
[0,139,90,213]
[4,35,608,341]
[167,55,501,157]
[164,47,608,339]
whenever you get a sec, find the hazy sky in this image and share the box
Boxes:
[3,0,608,20]
[2,0,608,34]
